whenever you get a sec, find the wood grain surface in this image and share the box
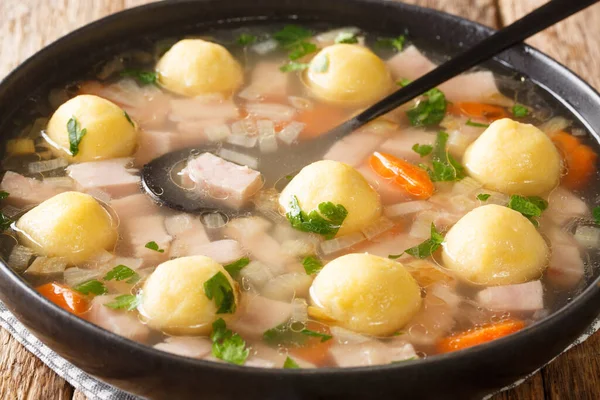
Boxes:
[1,0,599,399]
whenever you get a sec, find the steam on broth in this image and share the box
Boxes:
[0,23,598,369]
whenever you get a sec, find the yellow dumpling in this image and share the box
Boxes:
[305,44,393,106]
[309,253,422,336]
[45,94,137,162]
[139,256,238,335]
[16,192,117,265]
[279,160,382,237]
[442,204,549,285]
[463,118,561,196]
[156,39,243,96]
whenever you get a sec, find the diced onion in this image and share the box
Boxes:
[251,38,278,55]
[239,261,275,291]
[231,120,257,136]
[361,216,394,240]
[574,225,600,248]
[532,309,550,320]
[202,212,227,229]
[253,189,283,222]
[448,195,477,213]
[478,190,509,206]
[8,245,33,272]
[429,283,461,308]
[409,211,436,239]
[281,239,316,258]
[451,177,482,195]
[165,213,195,237]
[384,201,433,218]
[111,257,143,270]
[571,128,586,137]
[204,124,231,142]
[320,232,366,255]
[25,257,67,275]
[86,188,112,204]
[238,86,262,101]
[28,158,68,174]
[64,267,102,287]
[227,134,258,148]
[43,177,75,189]
[81,250,115,269]
[448,131,478,157]
[257,120,278,153]
[314,27,361,44]
[288,96,313,110]
[217,148,258,169]
[291,298,308,324]
[329,326,371,345]
[1,205,22,219]
[247,103,296,121]
[260,273,312,302]
[278,122,305,145]
[539,116,571,135]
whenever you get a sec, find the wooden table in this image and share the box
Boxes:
[1,0,599,398]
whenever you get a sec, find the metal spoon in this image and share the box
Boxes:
[142,0,598,214]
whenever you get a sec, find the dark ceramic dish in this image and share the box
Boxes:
[1,1,599,399]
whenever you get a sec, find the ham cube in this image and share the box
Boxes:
[356,232,422,262]
[169,97,239,122]
[386,46,435,81]
[330,341,417,367]
[111,194,162,220]
[134,130,178,167]
[476,281,544,312]
[0,171,67,207]
[84,295,150,343]
[547,244,585,288]
[379,129,437,165]
[229,295,292,338]
[546,186,589,225]
[185,153,263,210]
[242,61,289,99]
[173,239,246,264]
[154,337,213,358]
[119,215,172,266]
[439,71,513,106]
[356,164,413,205]
[324,129,389,167]
[67,158,140,198]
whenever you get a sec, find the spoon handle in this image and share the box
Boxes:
[333,0,598,134]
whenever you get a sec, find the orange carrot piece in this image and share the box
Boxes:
[288,322,333,366]
[452,102,509,121]
[37,282,89,315]
[369,152,435,199]
[552,131,598,190]
[296,105,347,139]
[437,320,525,353]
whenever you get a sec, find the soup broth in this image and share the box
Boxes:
[1,23,598,369]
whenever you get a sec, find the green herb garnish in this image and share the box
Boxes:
[335,32,359,44]
[67,116,87,156]
[145,241,165,253]
[104,294,140,311]
[203,272,236,314]
[211,318,249,365]
[376,35,406,51]
[237,33,258,46]
[223,257,250,278]
[465,119,490,128]
[280,62,310,72]
[284,356,300,369]
[263,323,331,346]
[593,206,600,224]
[300,328,332,342]
[286,196,348,239]
[120,69,157,85]
[476,193,491,201]
[0,213,11,231]
[397,78,412,87]
[73,279,107,296]
[302,255,323,275]
[512,104,529,118]
[274,25,318,63]
[0,191,10,200]
[395,224,444,259]
[406,88,447,126]
[507,195,548,226]
[103,264,140,284]
[124,111,134,127]
[310,53,329,73]
[422,131,466,182]
[412,143,433,157]
[289,42,318,60]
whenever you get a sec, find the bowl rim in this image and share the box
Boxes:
[1,0,599,379]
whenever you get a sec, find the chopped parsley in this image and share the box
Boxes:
[145,241,165,253]
[67,116,87,156]
[280,62,309,72]
[73,279,107,296]
[0,191,9,200]
[465,119,490,128]
[512,104,529,118]
[376,35,406,51]
[120,69,157,85]
[289,42,318,60]
[300,328,332,342]
[391,223,444,259]
[103,264,140,284]
[124,111,134,127]
[211,318,249,365]
[284,356,300,369]
[310,53,329,73]
[286,196,348,239]
[397,78,412,87]
[476,193,491,201]
[203,271,236,314]
[0,213,11,231]
[406,88,447,127]
[421,131,466,182]
[507,195,547,226]
[593,206,600,224]
[412,143,433,157]
[237,33,258,46]
[302,255,323,275]
[223,257,250,278]
[335,32,359,44]
[274,25,318,66]
[263,323,331,346]
[104,294,140,311]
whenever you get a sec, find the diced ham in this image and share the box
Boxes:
[229,295,292,338]
[185,153,263,210]
[547,243,585,288]
[162,213,211,259]
[378,128,437,165]
[356,232,422,262]
[241,62,289,100]
[546,186,589,225]
[259,272,313,302]
[169,96,239,122]
[476,280,544,312]
[386,46,436,81]
[67,158,140,198]
[330,341,417,367]
[134,130,178,167]
[153,337,213,358]
[0,171,67,207]
[84,295,150,343]
[356,164,413,205]
[439,71,513,107]
[110,193,162,220]
[401,292,456,346]
[119,215,172,266]
[324,129,389,167]
[172,239,246,264]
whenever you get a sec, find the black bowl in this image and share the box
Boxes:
[1,1,600,399]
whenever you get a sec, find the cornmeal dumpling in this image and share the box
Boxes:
[309,253,422,336]
[16,192,117,265]
[305,44,392,106]
[156,39,243,96]
[442,204,549,286]
[279,160,382,236]
[46,94,137,162]
[463,118,561,196]
[139,256,238,335]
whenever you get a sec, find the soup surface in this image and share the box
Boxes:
[1,24,598,369]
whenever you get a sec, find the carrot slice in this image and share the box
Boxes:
[369,152,435,199]
[437,320,525,353]
[295,105,347,139]
[37,282,88,315]
[452,102,509,121]
[552,131,598,190]
[288,321,333,366]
